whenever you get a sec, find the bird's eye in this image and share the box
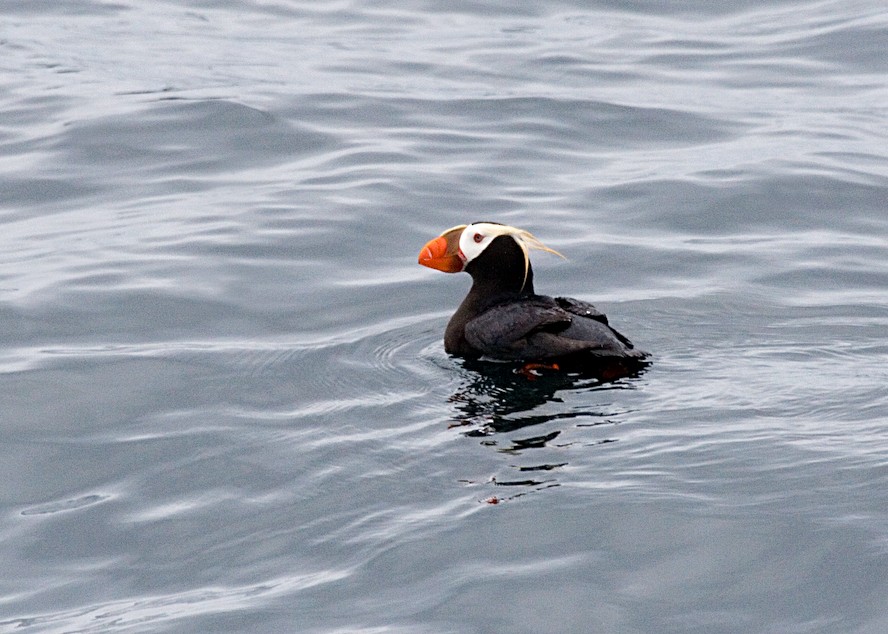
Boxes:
[473,233,483,243]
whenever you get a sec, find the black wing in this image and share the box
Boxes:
[465,295,640,361]
[463,298,573,360]
[555,296,608,324]
[557,296,637,349]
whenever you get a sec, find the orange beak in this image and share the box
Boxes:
[418,226,465,273]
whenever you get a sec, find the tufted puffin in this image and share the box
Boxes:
[418,222,647,372]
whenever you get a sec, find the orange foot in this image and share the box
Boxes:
[517,362,560,380]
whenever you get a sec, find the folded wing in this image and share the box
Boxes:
[464,295,638,361]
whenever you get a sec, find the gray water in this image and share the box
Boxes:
[2,1,888,632]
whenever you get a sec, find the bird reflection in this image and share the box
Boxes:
[448,358,648,503]
[449,357,647,433]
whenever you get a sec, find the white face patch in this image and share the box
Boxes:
[458,222,504,264]
[451,222,564,290]
[456,222,566,289]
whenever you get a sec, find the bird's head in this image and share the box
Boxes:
[417,222,563,290]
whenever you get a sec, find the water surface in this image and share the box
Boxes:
[1,1,887,632]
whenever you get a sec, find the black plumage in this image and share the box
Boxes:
[442,234,645,369]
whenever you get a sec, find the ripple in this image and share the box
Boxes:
[0,570,352,633]
[54,99,335,181]
[20,494,110,516]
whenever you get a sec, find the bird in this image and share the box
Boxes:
[417,222,647,374]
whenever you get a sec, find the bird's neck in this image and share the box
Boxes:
[469,268,534,307]
[466,249,536,302]
[443,236,537,357]
[443,264,535,357]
